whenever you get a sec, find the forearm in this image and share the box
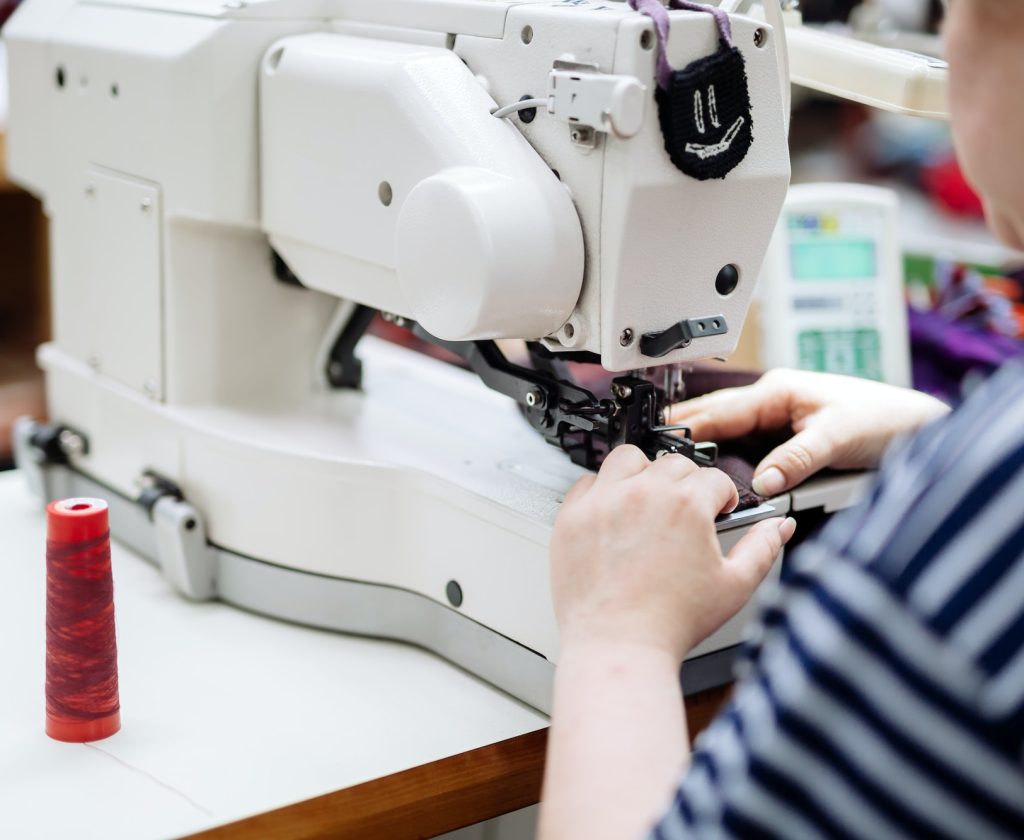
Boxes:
[538,639,689,840]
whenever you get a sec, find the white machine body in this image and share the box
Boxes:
[5,0,820,710]
[760,183,912,386]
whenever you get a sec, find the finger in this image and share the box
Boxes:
[723,517,796,596]
[751,425,837,496]
[596,444,650,485]
[678,466,740,517]
[561,474,596,507]
[668,381,792,442]
[647,451,700,482]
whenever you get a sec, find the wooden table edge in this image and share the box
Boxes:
[183,684,731,840]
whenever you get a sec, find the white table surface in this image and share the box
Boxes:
[0,471,547,840]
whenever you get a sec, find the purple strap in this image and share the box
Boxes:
[671,1,734,46]
[628,0,734,90]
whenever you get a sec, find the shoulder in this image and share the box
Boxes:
[812,359,1024,713]
[651,366,1024,839]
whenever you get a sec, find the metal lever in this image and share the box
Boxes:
[640,315,729,358]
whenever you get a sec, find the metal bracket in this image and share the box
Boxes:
[13,417,90,500]
[153,496,217,601]
[12,417,47,500]
[547,60,647,139]
[640,315,729,358]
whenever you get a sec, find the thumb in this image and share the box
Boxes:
[752,425,837,496]
[722,517,796,601]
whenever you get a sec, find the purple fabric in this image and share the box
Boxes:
[628,0,674,89]
[909,307,1024,404]
[628,0,733,89]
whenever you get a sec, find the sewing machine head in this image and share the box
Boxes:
[262,2,793,465]
[4,0,947,474]
[259,3,791,370]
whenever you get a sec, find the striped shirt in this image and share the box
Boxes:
[654,360,1024,839]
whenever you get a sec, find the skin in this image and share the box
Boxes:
[670,369,949,496]
[541,4,1024,840]
[541,448,795,840]
[945,0,1024,252]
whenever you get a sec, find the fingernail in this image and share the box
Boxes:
[753,467,785,496]
[778,517,797,542]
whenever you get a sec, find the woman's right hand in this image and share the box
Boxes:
[670,369,950,496]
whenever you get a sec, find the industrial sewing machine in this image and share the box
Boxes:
[4,0,945,711]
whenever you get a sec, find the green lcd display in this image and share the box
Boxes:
[790,239,877,281]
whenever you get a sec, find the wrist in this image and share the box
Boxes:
[558,621,690,667]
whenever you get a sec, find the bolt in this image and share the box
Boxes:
[611,383,633,400]
[619,328,634,347]
[518,95,538,124]
[58,429,85,457]
[141,197,153,212]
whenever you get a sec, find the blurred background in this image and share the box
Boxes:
[0,0,47,470]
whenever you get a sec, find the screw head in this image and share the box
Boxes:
[141,197,153,212]
[446,580,464,608]
[619,328,635,347]
[716,264,740,296]
[58,429,85,457]
[518,95,538,124]
[525,389,545,408]
[754,28,768,48]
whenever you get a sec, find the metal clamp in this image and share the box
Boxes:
[640,315,729,358]
[547,60,647,139]
[153,496,217,601]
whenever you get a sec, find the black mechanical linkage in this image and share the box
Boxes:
[316,301,716,469]
[413,323,717,470]
[325,304,377,389]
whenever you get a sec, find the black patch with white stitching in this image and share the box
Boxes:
[656,45,753,180]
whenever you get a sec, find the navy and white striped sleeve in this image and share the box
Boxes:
[653,361,1024,840]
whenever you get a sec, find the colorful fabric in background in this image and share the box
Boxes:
[909,263,1024,404]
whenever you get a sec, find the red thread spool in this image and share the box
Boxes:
[45,498,121,742]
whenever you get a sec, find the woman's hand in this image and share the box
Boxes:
[551,445,795,661]
[670,369,950,497]
[541,446,795,840]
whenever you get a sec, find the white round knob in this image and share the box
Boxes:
[394,166,584,341]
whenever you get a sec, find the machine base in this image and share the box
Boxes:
[22,458,741,714]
